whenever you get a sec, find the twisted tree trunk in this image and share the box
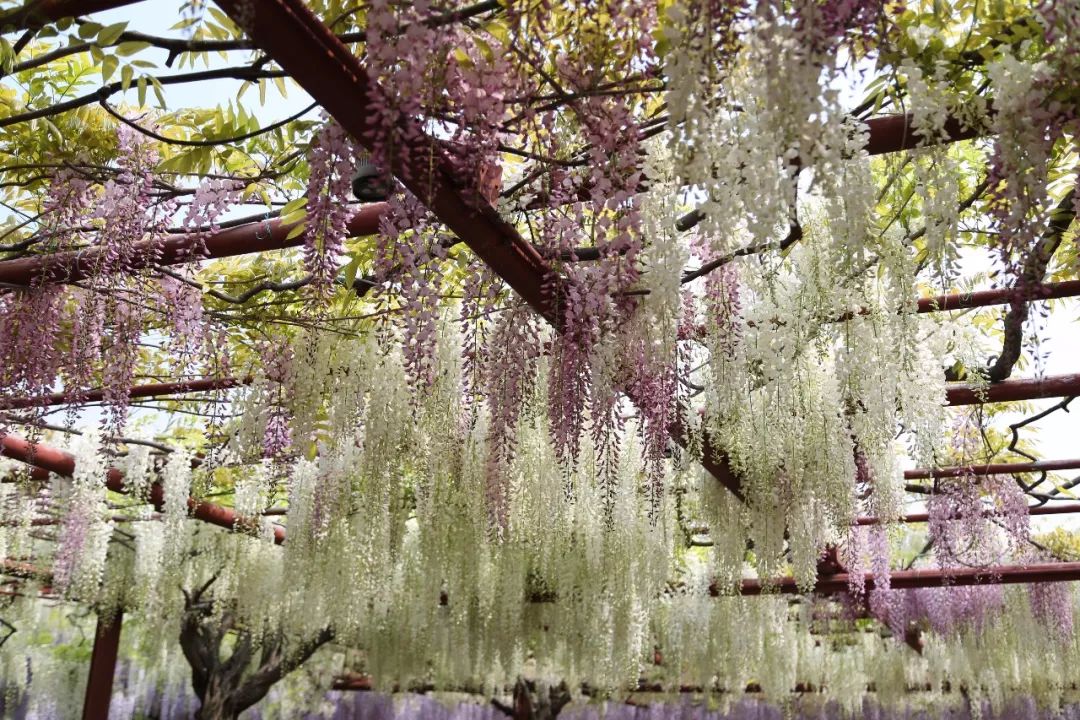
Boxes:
[192,685,239,720]
[180,581,333,720]
[505,678,571,720]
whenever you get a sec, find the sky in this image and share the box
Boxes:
[93,3,315,122]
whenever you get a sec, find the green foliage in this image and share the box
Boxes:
[1037,527,1080,561]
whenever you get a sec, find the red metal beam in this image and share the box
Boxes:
[212,0,558,324]
[329,673,1012,696]
[665,412,743,499]
[734,560,1080,596]
[0,204,385,288]
[81,610,122,720]
[856,502,1080,526]
[0,376,250,410]
[917,280,1080,313]
[946,373,1080,405]
[0,558,49,580]
[0,433,284,543]
[0,0,141,32]
[830,280,1080,323]
[543,110,989,210]
[863,112,983,156]
[904,458,1080,480]
[8,370,1079,425]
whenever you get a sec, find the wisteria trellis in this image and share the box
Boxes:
[0,0,1079,718]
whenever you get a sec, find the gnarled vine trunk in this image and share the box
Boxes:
[180,582,333,720]
[193,683,240,720]
[509,678,571,720]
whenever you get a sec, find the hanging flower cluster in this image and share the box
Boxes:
[361,0,452,181]
[180,177,244,258]
[0,324,1040,702]
[927,473,1029,567]
[51,431,111,597]
[302,120,359,300]
[157,275,206,360]
[373,190,449,390]
[0,285,68,405]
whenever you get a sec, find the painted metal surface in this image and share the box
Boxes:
[0,433,285,543]
[211,0,559,324]
[81,611,123,720]
[904,458,1080,479]
[0,376,250,410]
[917,279,1080,313]
[946,373,1080,405]
[0,0,139,32]
[0,204,385,287]
[735,561,1080,596]
[856,502,1080,526]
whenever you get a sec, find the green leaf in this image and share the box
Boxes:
[0,38,13,75]
[484,20,511,45]
[1053,482,1079,500]
[280,197,308,216]
[115,41,151,56]
[101,54,119,83]
[193,146,213,175]
[284,220,307,241]
[281,207,307,226]
[158,149,194,174]
[207,6,235,30]
[342,254,362,289]
[137,75,147,107]
[474,37,493,62]
[452,47,472,67]
[149,76,167,109]
[170,16,200,31]
[42,117,63,143]
[120,63,134,91]
[78,22,104,40]
[97,21,128,46]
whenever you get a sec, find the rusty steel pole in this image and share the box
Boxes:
[81,610,123,720]
[856,502,1080,526]
[904,457,1080,479]
[0,376,250,410]
[0,433,285,543]
[917,280,1080,313]
[734,560,1080,596]
[0,204,385,288]
[946,373,1080,405]
[0,0,141,33]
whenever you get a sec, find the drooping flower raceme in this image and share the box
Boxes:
[303,120,359,300]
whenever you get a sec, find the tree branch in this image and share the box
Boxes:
[0,64,285,129]
[99,97,317,147]
[233,626,335,712]
[986,190,1076,382]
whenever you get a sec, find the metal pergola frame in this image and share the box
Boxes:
[1,0,1079,715]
